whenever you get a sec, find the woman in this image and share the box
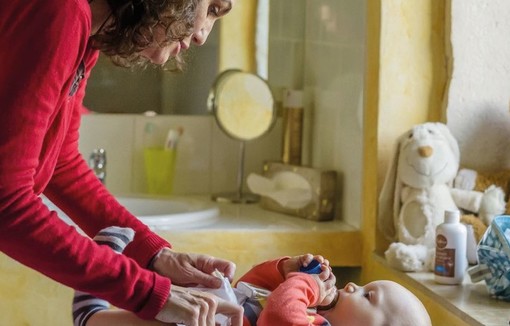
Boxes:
[0,0,241,325]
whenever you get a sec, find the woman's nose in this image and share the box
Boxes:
[192,18,215,46]
[343,282,359,293]
[192,27,210,45]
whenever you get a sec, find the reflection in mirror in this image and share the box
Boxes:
[209,70,275,141]
[208,69,275,203]
[83,23,220,115]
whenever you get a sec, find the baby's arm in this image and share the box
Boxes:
[257,273,328,326]
[236,254,329,290]
[236,256,289,290]
[257,254,337,326]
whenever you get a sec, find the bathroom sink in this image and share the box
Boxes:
[41,195,219,230]
[117,196,219,230]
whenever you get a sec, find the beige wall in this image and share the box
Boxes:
[447,0,510,171]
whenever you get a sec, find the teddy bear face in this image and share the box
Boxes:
[397,124,460,189]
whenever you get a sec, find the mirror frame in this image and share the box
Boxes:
[207,69,276,141]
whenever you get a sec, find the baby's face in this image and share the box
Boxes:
[318,280,430,326]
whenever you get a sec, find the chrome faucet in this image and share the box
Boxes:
[89,148,106,183]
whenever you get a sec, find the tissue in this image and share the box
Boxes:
[248,162,337,221]
[247,171,312,209]
[181,270,238,326]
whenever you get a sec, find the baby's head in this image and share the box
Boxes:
[318,280,431,326]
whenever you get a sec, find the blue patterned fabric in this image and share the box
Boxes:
[468,216,510,300]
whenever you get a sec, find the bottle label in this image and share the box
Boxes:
[435,234,455,277]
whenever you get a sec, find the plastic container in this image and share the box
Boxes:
[299,259,322,274]
[434,210,467,284]
[144,147,177,195]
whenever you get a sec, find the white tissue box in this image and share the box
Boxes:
[258,162,337,221]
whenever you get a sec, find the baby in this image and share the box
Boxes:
[237,254,432,326]
[75,227,431,326]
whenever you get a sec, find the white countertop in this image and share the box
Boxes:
[406,270,510,325]
[148,195,363,274]
[186,196,358,232]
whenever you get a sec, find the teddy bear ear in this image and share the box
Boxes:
[378,130,408,241]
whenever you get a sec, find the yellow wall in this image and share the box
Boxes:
[376,0,448,192]
[218,0,257,72]
[361,0,453,323]
[361,0,449,267]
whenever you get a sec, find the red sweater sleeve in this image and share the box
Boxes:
[0,0,169,319]
[44,57,171,268]
[236,257,288,290]
[258,273,322,326]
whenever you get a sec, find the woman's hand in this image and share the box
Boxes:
[155,285,243,326]
[280,253,330,278]
[152,248,236,288]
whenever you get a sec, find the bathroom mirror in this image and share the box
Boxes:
[208,69,276,203]
[83,23,221,115]
[208,69,276,141]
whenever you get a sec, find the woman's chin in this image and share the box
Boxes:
[142,50,173,65]
[150,54,170,65]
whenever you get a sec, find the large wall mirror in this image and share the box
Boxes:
[83,1,304,116]
[83,22,220,115]
[83,0,365,228]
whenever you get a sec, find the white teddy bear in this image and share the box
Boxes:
[378,122,506,272]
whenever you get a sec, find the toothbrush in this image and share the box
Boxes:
[164,127,184,150]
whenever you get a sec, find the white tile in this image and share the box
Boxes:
[210,119,283,195]
[300,1,366,225]
[281,0,306,40]
[269,39,305,90]
[79,114,136,194]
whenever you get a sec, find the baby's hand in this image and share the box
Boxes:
[311,270,337,308]
[281,254,330,278]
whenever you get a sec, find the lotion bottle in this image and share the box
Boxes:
[434,210,467,284]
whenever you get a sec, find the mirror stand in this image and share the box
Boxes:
[208,69,275,204]
[212,141,259,204]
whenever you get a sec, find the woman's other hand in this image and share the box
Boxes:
[152,248,236,288]
[155,285,243,326]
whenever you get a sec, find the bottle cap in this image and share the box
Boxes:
[299,259,322,274]
[444,210,460,223]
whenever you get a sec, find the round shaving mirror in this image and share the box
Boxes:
[208,69,276,203]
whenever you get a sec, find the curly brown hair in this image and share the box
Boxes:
[90,0,199,70]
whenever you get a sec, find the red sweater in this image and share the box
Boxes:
[0,0,170,319]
